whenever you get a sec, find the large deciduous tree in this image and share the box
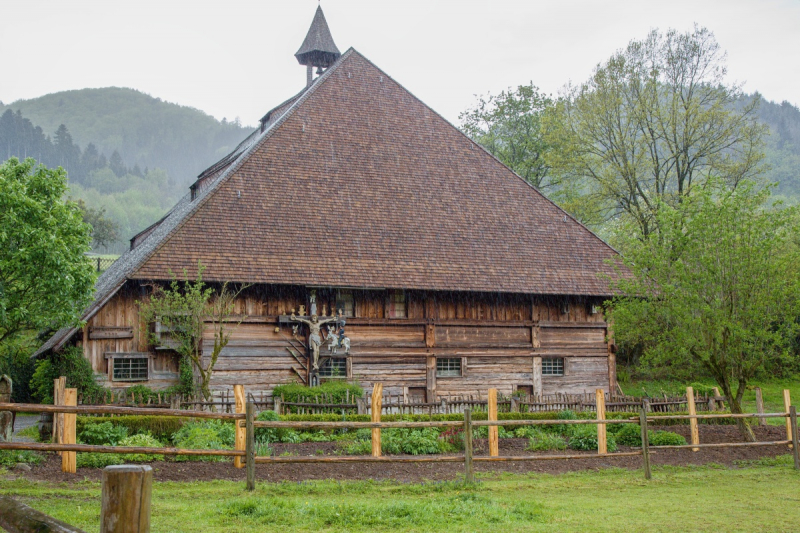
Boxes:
[460,83,554,189]
[138,266,246,404]
[544,26,767,237]
[608,182,800,440]
[0,157,95,347]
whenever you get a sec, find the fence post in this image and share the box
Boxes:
[686,386,699,452]
[596,389,607,455]
[640,401,651,480]
[54,376,66,452]
[712,387,724,409]
[755,387,766,427]
[62,388,77,473]
[371,383,383,457]
[784,390,793,449]
[488,388,499,457]
[273,396,282,415]
[789,406,800,470]
[464,408,474,483]
[101,465,152,533]
[233,385,245,469]
[245,401,255,491]
[356,397,366,415]
[510,397,518,413]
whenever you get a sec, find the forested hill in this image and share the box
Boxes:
[752,95,800,201]
[0,87,251,185]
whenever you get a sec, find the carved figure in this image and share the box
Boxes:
[326,325,351,355]
[291,313,338,370]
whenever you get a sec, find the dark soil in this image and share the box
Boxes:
[9,425,791,484]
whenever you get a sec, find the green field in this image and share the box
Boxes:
[2,461,799,532]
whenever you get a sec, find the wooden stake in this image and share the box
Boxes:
[640,401,651,480]
[233,385,245,468]
[686,387,699,452]
[54,376,66,454]
[464,408,474,483]
[790,406,800,470]
[712,387,723,409]
[596,389,607,455]
[62,388,77,473]
[245,402,255,491]
[784,390,793,449]
[755,387,766,427]
[488,388,498,457]
[371,384,383,457]
[101,465,152,533]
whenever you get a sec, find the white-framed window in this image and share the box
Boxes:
[336,290,354,318]
[542,357,564,376]
[436,358,462,377]
[387,290,406,318]
[320,357,347,378]
[112,356,149,381]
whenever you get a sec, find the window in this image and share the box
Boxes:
[542,357,564,376]
[387,290,406,318]
[112,357,148,381]
[336,290,354,317]
[319,357,347,378]
[436,358,462,377]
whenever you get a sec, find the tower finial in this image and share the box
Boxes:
[295,6,341,86]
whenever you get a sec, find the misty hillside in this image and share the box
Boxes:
[0,87,251,186]
[753,95,800,201]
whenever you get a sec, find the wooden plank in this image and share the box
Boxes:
[100,465,152,533]
[233,385,245,468]
[371,383,383,457]
[784,389,793,448]
[532,357,542,397]
[464,408,474,483]
[62,388,77,474]
[687,387,699,452]
[596,389,607,455]
[246,402,255,491]
[488,388,498,457]
[90,327,134,340]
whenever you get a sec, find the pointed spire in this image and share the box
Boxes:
[295,6,341,69]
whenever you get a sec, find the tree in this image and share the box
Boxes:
[138,266,246,403]
[544,26,767,237]
[108,150,126,177]
[608,182,800,440]
[0,157,96,347]
[75,199,121,249]
[460,83,554,189]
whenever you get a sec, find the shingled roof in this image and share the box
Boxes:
[295,5,341,68]
[37,48,624,355]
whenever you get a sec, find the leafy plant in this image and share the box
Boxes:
[117,433,164,462]
[254,410,281,443]
[272,381,363,406]
[0,449,44,467]
[31,346,104,404]
[614,424,643,447]
[78,421,128,445]
[526,430,567,451]
[172,420,234,461]
[649,431,687,446]
[76,415,191,443]
[567,425,618,452]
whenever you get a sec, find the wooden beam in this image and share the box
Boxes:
[488,388,498,457]
[596,389,607,455]
[90,327,134,340]
[371,383,383,457]
[233,385,245,468]
[62,388,77,474]
[532,357,542,397]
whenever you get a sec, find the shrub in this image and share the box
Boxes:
[117,433,165,462]
[567,425,618,452]
[0,449,44,467]
[615,424,642,446]
[439,427,465,451]
[76,416,190,443]
[172,420,233,462]
[173,419,234,447]
[254,410,281,443]
[340,428,444,455]
[78,421,128,445]
[554,409,578,435]
[30,345,105,403]
[272,381,363,407]
[125,384,157,403]
[526,430,567,451]
[649,431,687,446]
[77,452,119,468]
[0,335,37,402]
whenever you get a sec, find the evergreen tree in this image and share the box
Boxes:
[108,149,126,177]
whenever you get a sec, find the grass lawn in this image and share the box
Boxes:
[2,461,799,532]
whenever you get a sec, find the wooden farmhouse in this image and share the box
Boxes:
[38,7,623,401]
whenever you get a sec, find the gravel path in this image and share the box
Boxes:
[11,414,39,443]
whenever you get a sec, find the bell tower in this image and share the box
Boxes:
[295,6,341,87]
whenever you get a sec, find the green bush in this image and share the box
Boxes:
[340,428,445,455]
[31,345,105,403]
[254,410,281,443]
[0,449,44,467]
[615,424,642,446]
[77,452,119,468]
[125,384,158,403]
[172,420,233,462]
[173,419,234,447]
[117,433,164,462]
[272,381,363,407]
[78,421,128,445]
[526,430,567,451]
[0,335,37,402]
[567,425,618,452]
[649,431,687,446]
[76,416,193,443]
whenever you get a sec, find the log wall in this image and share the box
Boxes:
[77,282,613,396]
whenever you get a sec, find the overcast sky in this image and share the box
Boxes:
[2,0,799,128]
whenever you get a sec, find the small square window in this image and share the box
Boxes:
[336,290,354,318]
[112,357,149,381]
[320,358,347,378]
[387,290,406,318]
[542,357,564,376]
[436,358,462,377]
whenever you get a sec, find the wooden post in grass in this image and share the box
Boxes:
[784,390,793,449]
[488,388,499,457]
[371,383,383,457]
[755,388,766,427]
[101,465,152,533]
[596,389,607,455]
[245,402,255,491]
[53,376,66,452]
[790,406,800,470]
[712,387,724,409]
[233,385,245,469]
[640,401,651,480]
[62,388,77,473]
[464,408,474,483]
[686,387,699,452]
